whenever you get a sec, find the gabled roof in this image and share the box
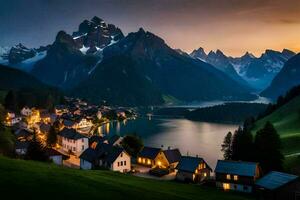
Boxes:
[40,123,50,133]
[163,149,181,164]
[176,156,207,173]
[63,119,76,127]
[15,140,30,149]
[45,148,64,156]
[15,129,32,138]
[79,148,98,162]
[58,128,87,140]
[104,147,126,164]
[256,171,299,190]
[138,146,161,159]
[108,135,121,145]
[215,160,258,177]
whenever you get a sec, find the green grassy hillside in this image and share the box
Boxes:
[252,95,300,155]
[0,156,252,200]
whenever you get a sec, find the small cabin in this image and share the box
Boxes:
[215,160,261,193]
[176,156,212,183]
[255,171,300,200]
[137,147,164,168]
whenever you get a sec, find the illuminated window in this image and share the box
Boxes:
[157,161,161,166]
[203,163,206,168]
[234,175,238,181]
[143,158,146,164]
[147,159,151,165]
[226,174,231,180]
[223,183,230,190]
[203,173,207,177]
[138,157,142,163]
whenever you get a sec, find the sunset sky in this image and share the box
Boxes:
[1,0,300,56]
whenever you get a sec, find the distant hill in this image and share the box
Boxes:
[0,64,47,90]
[261,53,300,100]
[185,103,267,123]
[0,64,63,110]
[0,156,252,200]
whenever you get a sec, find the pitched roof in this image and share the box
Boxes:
[104,147,125,164]
[138,146,161,159]
[40,123,51,133]
[176,156,204,173]
[108,135,121,145]
[15,129,32,138]
[58,128,87,140]
[15,140,30,149]
[46,148,64,156]
[256,171,299,190]
[215,160,258,177]
[63,119,76,127]
[163,149,181,164]
[79,148,98,162]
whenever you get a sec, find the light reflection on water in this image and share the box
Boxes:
[98,117,238,168]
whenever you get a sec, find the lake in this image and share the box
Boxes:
[98,117,238,168]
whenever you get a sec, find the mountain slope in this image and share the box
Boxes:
[71,28,255,105]
[190,48,250,88]
[0,64,47,90]
[71,55,164,106]
[252,94,300,155]
[261,53,300,100]
[31,31,99,88]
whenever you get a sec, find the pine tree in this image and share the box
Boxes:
[254,122,284,173]
[221,132,233,160]
[4,90,18,111]
[26,131,48,161]
[46,126,57,147]
[231,127,254,161]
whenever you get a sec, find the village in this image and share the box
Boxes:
[3,97,300,200]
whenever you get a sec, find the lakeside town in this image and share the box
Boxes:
[2,96,299,200]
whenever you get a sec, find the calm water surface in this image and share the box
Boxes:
[99,117,238,168]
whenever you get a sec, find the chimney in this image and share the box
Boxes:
[196,155,199,158]
[168,146,171,150]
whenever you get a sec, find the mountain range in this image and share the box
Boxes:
[190,47,295,91]
[0,16,299,105]
[261,53,300,99]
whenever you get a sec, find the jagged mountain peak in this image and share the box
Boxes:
[242,51,256,59]
[190,47,207,61]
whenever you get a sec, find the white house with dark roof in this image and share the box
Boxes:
[58,128,88,156]
[79,144,131,172]
[215,160,261,193]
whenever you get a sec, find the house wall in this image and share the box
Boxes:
[216,182,253,193]
[154,152,169,168]
[176,171,194,182]
[80,159,93,170]
[16,148,27,155]
[111,151,131,173]
[61,137,88,156]
[50,155,62,165]
[137,156,155,167]
[216,173,255,185]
